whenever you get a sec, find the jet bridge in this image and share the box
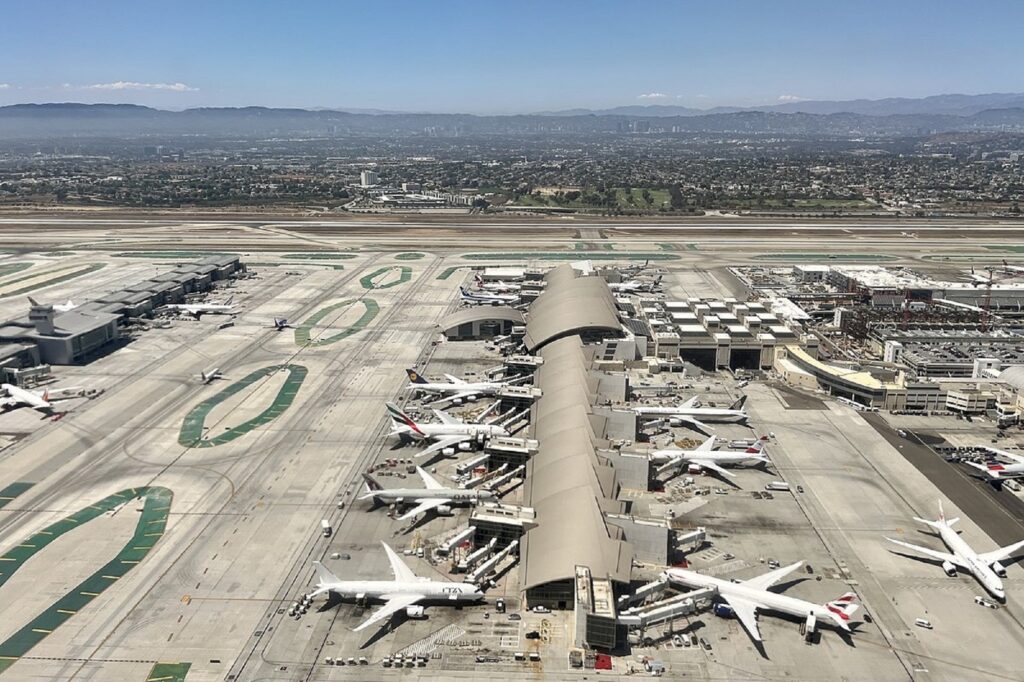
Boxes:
[617,587,718,629]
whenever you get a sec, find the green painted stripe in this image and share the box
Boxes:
[0,483,34,510]
[0,487,173,675]
[178,365,308,448]
[146,662,191,682]
[0,263,106,298]
[281,252,357,260]
[0,262,34,278]
[461,252,680,261]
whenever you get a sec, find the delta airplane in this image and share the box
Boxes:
[964,446,1024,483]
[361,465,495,520]
[666,561,859,644]
[164,296,235,319]
[651,436,770,479]
[633,396,749,431]
[405,368,528,404]
[458,286,518,306]
[386,402,509,459]
[885,501,1024,601]
[309,541,484,632]
[0,383,81,413]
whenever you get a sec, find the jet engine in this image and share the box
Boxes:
[668,418,684,427]
[464,394,478,402]
[687,463,703,475]
[941,560,957,577]
[442,447,456,457]
[405,605,426,619]
[458,441,473,451]
[436,505,453,516]
[992,561,1007,578]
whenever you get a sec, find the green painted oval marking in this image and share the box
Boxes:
[0,482,34,510]
[0,487,172,675]
[0,262,105,298]
[394,252,425,260]
[281,252,357,260]
[0,262,34,278]
[294,299,380,346]
[437,266,464,280]
[360,266,412,289]
[178,365,308,448]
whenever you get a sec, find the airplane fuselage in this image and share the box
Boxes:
[324,579,483,603]
[938,525,1005,599]
[667,569,843,629]
[634,406,747,423]
[410,382,502,396]
[408,423,507,441]
[367,488,491,505]
[650,450,762,467]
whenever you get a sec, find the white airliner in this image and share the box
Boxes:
[405,368,527,403]
[964,446,1024,483]
[633,396,748,431]
[386,402,509,459]
[361,466,495,521]
[309,541,484,632]
[651,436,770,478]
[885,502,1024,601]
[458,286,518,306]
[200,368,223,384]
[608,275,663,294]
[28,296,76,312]
[473,274,521,292]
[164,296,235,319]
[273,317,291,330]
[0,383,79,412]
[666,561,860,644]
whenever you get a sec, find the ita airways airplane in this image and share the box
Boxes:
[666,561,859,644]
[360,466,495,521]
[0,383,80,413]
[164,296,235,319]
[633,396,749,431]
[405,368,527,404]
[472,273,521,293]
[308,541,484,632]
[964,446,1024,484]
[651,436,770,479]
[458,286,518,306]
[386,402,509,459]
[885,501,1024,601]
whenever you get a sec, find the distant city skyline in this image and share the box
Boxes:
[3,0,1023,113]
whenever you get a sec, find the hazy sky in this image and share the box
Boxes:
[2,0,1022,113]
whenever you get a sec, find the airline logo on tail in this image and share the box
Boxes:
[730,396,748,411]
[745,440,765,454]
[824,592,860,623]
[406,368,427,384]
[386,402,424,436]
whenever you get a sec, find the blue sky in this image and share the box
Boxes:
[1,1,1021,112]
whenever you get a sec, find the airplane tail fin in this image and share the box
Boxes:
[386,401,424,436]
[745,440,764,454]
[312,561,340,587]
[360,472,384,496]
[41,389,50,403]
[825,592,860,628]
[224,296,234,305]
[730,395,748,411]
[405,368,428,384]
[28,296,41,307]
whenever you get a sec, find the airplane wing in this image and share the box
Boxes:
[414,435,473,459]
[722,596,763,642]
[979,539,1024,565]
[381,542,419,583]
[432,409,463,425]
[675,415,714,432]
[688,458,738,479]
[443,374,466,385]
[397,497,452,521]
[352,592,425,632]
[884,537,967,568]
[741,561,805,592]
[655,456,683,476]
[985,447,1024,465]
[695,435,718,452]
[416,466,445,490]
[680,397,700,409]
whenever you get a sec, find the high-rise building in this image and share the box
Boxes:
[360,170,379,187]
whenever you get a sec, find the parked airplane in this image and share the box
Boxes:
[608,275,663,294]
[473,273,521,293]
[666,561,860,644]
[164,296,235,319]
[200,368,223,384]
[405,368,527,403]
[361,466,495,520]
[0,383,79,412]
[273,317,291,330]
[651,436,770,478]
[309,541,484,632]
[633,396,749,431]
[458,286,518,306]
[964,446,1024,483]
[386,402,509,459]
[885,501,1024,601]
[28,296,76,313]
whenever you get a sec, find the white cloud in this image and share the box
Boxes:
[637,92,670,100]
[83,81,198,92]
[0,84,10,89]
[777,94,805,102]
